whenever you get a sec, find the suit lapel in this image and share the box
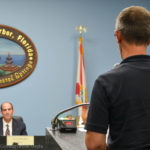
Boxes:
[0,118,3,136]
[13,118,20,135]
[12,118,16,135]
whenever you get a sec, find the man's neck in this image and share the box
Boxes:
[3,118,12,123]
[120,41,147,59]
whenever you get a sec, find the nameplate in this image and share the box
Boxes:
[7,136,34,145]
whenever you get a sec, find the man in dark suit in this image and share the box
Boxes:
[0,102,27,136]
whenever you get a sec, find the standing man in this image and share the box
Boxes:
[0,102,27,136]
[85,6,150,150]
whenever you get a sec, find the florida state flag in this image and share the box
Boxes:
[75,36,88,104]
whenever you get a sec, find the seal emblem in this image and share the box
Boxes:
[0,25,37,88]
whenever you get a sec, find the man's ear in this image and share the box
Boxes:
[115,30,122,43]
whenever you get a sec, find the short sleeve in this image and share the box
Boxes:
[85,77,109,134]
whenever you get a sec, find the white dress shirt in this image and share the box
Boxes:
[3,119,12,136]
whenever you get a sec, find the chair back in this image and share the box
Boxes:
[13,116,23,122]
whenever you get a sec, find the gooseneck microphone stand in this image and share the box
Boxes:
[51,103,90,130]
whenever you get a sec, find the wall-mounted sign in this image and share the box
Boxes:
[0,25,37,88]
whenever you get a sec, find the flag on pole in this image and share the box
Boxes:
[75,36,88,105]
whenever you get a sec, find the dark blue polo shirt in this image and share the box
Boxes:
[85,55,150,150]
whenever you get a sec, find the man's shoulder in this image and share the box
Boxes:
[97,64,127,82]
[13,118,25,126]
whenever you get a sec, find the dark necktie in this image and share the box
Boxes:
[5,124,10,136]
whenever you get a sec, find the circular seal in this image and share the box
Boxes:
[0,25,37,88]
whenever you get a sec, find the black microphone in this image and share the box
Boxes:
[51,103,90,131]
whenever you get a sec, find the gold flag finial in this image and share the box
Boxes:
[76,25,86,36]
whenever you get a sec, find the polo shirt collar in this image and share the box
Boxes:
[121,55,150,64]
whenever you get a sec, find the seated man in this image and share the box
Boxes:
[0,102,27,136]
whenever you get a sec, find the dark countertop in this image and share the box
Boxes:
[46,127,87,150]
